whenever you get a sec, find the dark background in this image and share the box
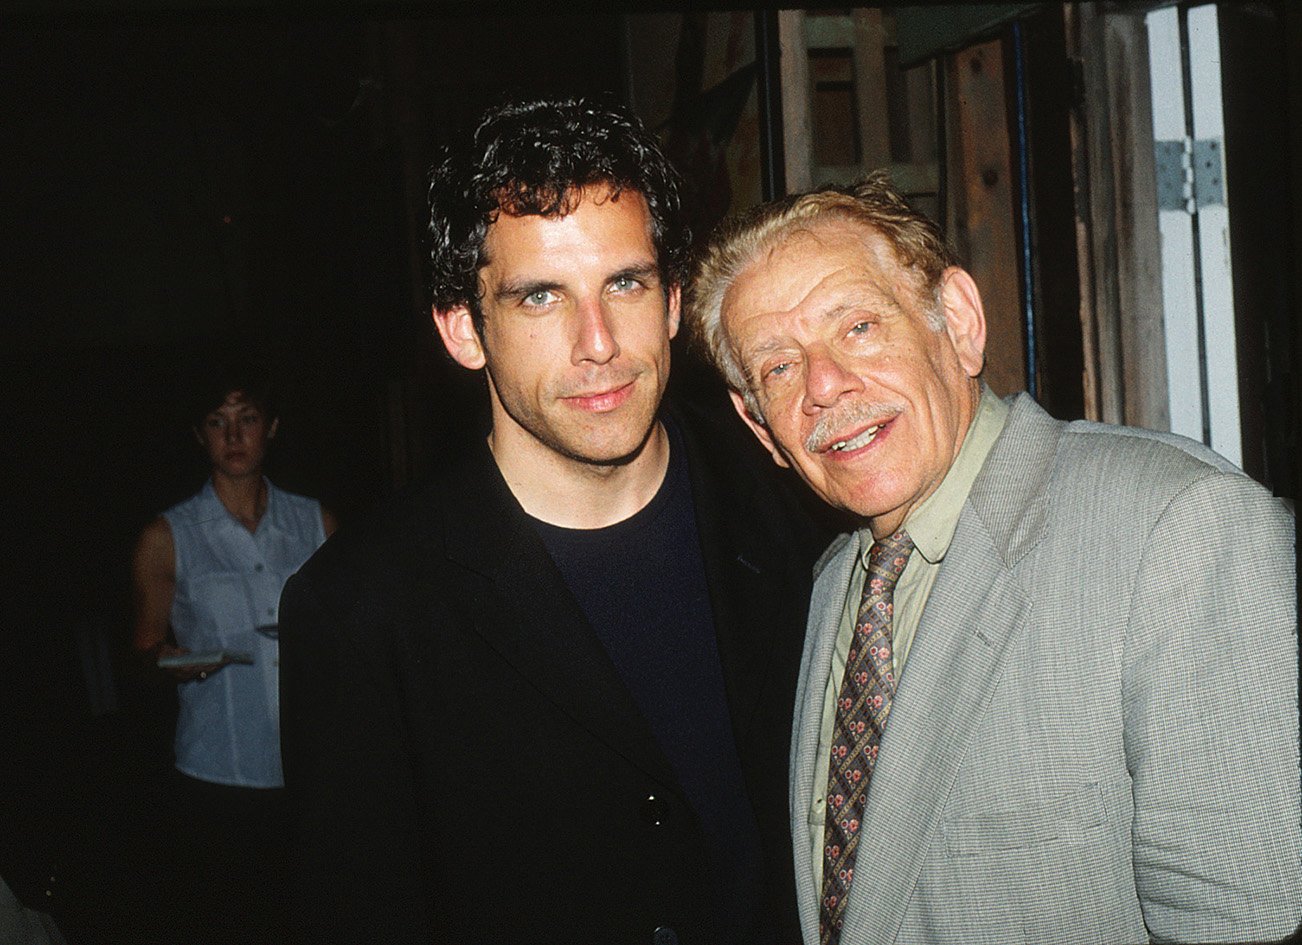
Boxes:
[3,12,639,940]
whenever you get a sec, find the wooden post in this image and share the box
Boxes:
[779,10,813,193]
[947,38,1025,397]
[851,9,891,171]
[1064,4,1167,428]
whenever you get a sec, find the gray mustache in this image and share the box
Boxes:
[804,402,900,452]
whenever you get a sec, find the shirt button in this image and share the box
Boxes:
[254,563,264,572]
[653,928,679,945]
[267,608,275,617]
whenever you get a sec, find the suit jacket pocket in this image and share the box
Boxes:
[941,782,1108,855]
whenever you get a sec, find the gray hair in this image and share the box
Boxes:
[687,171,955,417]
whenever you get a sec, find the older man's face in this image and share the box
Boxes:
[720,220,985,537]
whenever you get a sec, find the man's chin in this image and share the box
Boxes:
[566,438,654,469]
[559,420,662,469]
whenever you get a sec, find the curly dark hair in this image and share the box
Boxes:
[427,95,690,328]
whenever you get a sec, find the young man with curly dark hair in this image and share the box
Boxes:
[279,96,828,945]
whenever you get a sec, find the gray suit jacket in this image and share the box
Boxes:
[791,394,1300,945]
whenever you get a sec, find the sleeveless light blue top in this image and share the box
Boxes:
[163,479,327,788]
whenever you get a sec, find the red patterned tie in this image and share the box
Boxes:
[819,530,914,945]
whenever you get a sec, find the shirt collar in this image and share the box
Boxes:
[858,384,1009,566]
[200,476,277,535]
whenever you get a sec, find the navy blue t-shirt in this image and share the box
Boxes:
[530,417,764,942]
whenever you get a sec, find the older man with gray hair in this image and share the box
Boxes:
[688,171,1300,945]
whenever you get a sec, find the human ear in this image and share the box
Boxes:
[728,390,791,469]
[939,267,987,378]
[665,283,682,340]
[432,304,487,370]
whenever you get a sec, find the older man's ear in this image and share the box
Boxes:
[939,266,987,378]
[728,389,792,469]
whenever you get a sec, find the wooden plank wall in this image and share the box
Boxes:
[1064,4,1167,428]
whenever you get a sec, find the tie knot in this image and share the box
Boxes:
[866,530,914,589]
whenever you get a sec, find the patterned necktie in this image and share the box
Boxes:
[820,530,915,945]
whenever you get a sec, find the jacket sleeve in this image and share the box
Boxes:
[1123,470,1301,942]
[279,564,434,944]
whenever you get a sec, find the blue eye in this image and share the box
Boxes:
[611,276,640,292]
[524,290,557,306]
[849,321,871,335]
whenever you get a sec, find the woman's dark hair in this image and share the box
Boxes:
[427,95,690,328]
[187,358,277,429]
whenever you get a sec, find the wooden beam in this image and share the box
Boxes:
[1064,3,1167,428]
[1104,10,1167,431]
[850,9,891,171]
[947,37,1025,397]
[779,10,812,193]
[903,59,938,165]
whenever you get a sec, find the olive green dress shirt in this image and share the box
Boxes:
[808,385,1009,887]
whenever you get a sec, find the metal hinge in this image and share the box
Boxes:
[1155,137,1225,213]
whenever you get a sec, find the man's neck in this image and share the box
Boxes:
[490,421,671,529]
[866,378,983,540]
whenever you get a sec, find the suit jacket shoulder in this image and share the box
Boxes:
[966,392,1284,569]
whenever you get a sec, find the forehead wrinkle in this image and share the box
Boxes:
[796,216,923,307]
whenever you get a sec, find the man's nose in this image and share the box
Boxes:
[803,345,864,413]
[571,297,619,365]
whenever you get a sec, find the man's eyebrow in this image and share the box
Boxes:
[493,278,563,303]
[493,261,660,303]
[739,298,892,364]
[736,336,795,377]
[610,262,660,284]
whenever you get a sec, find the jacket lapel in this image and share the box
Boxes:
[838,518,1031,944]
[431,437,678,788]
[791,534,859,943]
[836,394,1062,944]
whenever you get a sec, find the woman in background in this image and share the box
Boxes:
[131,360,334,942]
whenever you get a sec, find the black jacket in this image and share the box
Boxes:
[279,400,829,945]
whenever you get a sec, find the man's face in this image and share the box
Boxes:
[435,186,679,471]
[194,390,277,479]
[720,220,985,537]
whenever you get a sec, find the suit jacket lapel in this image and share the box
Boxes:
[791,534,859,943]
[834,394,1062,944]
[839,517,1031,944]
[432,437,678,788]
